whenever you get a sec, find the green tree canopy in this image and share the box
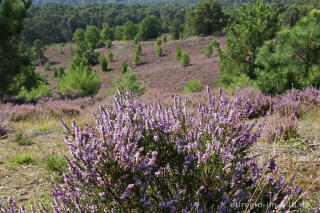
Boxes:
[85,25,100,50]
[184,0,227,36]
[136,16,160,40]
[214,0,279,88]
[122,21,138,40]
[0,0,32,94]
[255,9,320,94]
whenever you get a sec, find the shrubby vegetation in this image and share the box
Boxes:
[180,52,190,67]
[183,79,203,93]
[58,63,101,96]
[107,72,145,96]
[99,55,108,72]
[255,9,320,94]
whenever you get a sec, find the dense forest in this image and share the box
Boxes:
[22,0,320,46]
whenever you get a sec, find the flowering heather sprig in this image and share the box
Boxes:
[49,87,310,212]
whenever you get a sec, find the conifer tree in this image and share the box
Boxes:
[33,39,47,65]
[213,1,279,88]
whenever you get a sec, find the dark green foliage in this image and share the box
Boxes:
[157,45,163,57]
[100,56,108,72]
[107,51,114,62]
[58,63,101,96]
[17,82,52,101]
[169,19,184,40]
[255,10,320,94]
[8,66,46,97]
[22,3,190,45]
[73,28,87,56]
[120,62,130,73]
[136,43,142,56]
[183,79,203,93]
[85,25,100,50]
[107,71,145,96]
[53,66,66,78]
[136,16,160,40]
[184,0,227,36]
[105,40,112,48]
[0,0,32,95]
[33,39,47,66]
[214,1,279,88]
[163,35,167,42]
[157,39,162,46]
[122,21,139,40]
[133,52,140,65]
[204,42,213,58]
[174,47,182,60]
[101,23,114,42]
[44,61,51,71]
[180,52,190,67]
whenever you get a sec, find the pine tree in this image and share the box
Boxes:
[180,52,190,67]
[33,39,47,65]
[0,0,32,94]
[213,0,279,88]
[255,9,320,94]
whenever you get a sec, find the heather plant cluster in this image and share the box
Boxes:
[1,87,320,212]
[0,97,95,122]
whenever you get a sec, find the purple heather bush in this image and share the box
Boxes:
[48,88,309,212]
[264,113,300,142]
[2,88,320,212]
[273,87,320,118]
[235,87,273,118]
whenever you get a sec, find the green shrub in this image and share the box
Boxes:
[58,47,64,54]
[9,66,42,95]
[180,51,190,67]
[44,61,51,71]
[157,45,163,57]
[174,47,181,60]
[136,43,142,56]
[17,82,52,101]
[120,61,130,73]
[163,35,167,42]
[107,71,145,96]
[44,155,68,184]
[99,55,108,72]
[58,63,101,96]
[107,51,114,62]
[54,67,65,78]
[255,10,320,94]
[183,79,203,93]
[133,52,140,65]
[105,40,112,48]
[157,39,162,46]
[204,42,213,58]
